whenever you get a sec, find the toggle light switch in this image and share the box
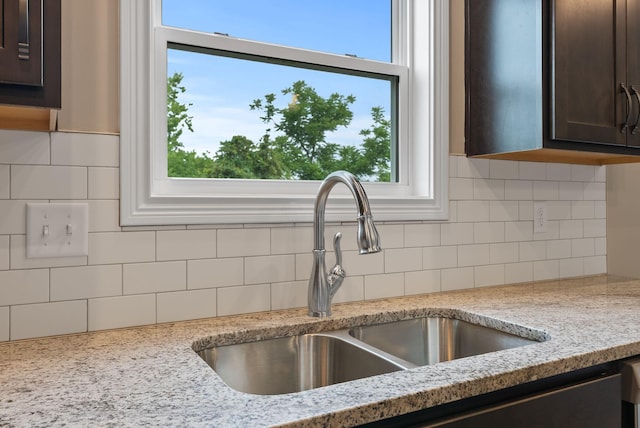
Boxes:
[26,203,89,258]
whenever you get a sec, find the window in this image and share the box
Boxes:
[120,0,449,225]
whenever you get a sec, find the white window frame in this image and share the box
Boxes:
[120,0,449,226]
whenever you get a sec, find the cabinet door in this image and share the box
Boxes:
[0,0,60,108]
[0,0,43,86]
[628,0,640,147]
[552,0,628,146]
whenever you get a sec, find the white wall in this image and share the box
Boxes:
[0,130,607,341]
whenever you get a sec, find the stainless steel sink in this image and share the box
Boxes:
[197,333,404,395]
[196,315,542,395]
[349,317,538,366]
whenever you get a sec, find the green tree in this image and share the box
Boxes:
[167,72,215,178]
[250,80,357,180]
[167,74,392,182]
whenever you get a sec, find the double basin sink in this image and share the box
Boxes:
[196,315,542,395]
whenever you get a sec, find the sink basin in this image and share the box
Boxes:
[196,315,542,395]
[349,317,538,366]
[197,333,404,395]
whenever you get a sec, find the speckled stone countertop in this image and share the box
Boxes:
[3,275,640,427]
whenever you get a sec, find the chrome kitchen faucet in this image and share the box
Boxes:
[308,171,381,317]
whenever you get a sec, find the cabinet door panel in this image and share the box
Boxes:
[552,0,627,146]
[0,0,43,86]
[628,0,640,146]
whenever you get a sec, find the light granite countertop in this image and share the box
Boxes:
[3,275,640,427]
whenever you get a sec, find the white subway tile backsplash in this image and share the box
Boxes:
[558,220,583,239]
[583,182,606,201]
[423,246,458,270]
[505,262,533,284]
[217,228,270,257]
[559,182,584,200]
[89,231,155,265]
[245,255,295,285]
[533,260,560,281]
[595,237,607,256]
[0,130,50,164]
[88,200,121,232]
[449,177,474,200]
[88,294,156,331]
[505,221,533,242]
[376,224,405,249]
[365,273,404,300]
[441,267,474,291]
[332,276,364,304]
[584,219,606,238]
[0,236,8,270]
[473,222,504,244]
[0,200,29,234]
[404,224,441,247]
[571,238,595,257]
[457,200,490,222]
[270,226,312,255]
[0,307,8,341]
[384,248,422,273]
[341,251,385,276]
[505,180,533,201]
[441,223,474,245]
[559,258,584,278]
[51,265,122,301]
[0,165,8,199]
[51,132,119,167]
[490,242,519,264]
[157,289,217,323]
[458,244,490,267]
[474,179,505,200]
[188,258,243,290]
[519,162,546,180]
[11,301,87,340]
[595,201,606,218]
[124,261,186,295]
[584,256,607,275]
[474,264,505,287]
[458,157,490,178]
[490,160,519,179]
[546,163,572,181]
[271,280,307,310]
[217,284,270,317]
[405,270,440,295]
[571,164,596,182]
[533,181,559,200]
[547,201,572,220]
[546,240,572,260]
[157,229,217,261]
[519,241,546,262]
[490,201,518,222]
[88,167,119,199]
[571,201,595,219]
[11,165,87,199]
[0,133,613,341]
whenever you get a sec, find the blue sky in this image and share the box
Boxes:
[162,1,391,156]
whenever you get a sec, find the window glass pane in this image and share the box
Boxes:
[162,0,392,62]
[167,47,395,182]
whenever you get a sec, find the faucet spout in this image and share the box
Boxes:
[308,171,381,318]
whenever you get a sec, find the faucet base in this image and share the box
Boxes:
[309,310,331,318]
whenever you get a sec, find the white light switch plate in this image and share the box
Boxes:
[26,203,89,258]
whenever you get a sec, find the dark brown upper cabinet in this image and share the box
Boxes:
[465,0,640,165]
[0,0,61,109]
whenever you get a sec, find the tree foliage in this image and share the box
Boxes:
[167,73,391,182]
